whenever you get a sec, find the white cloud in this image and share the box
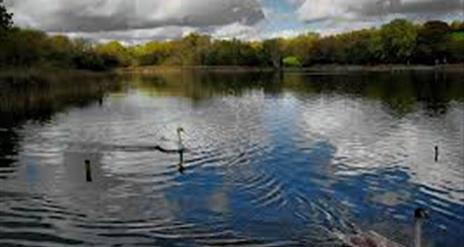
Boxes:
[297,0,354,21]
[62,26,199,44]
[211,22,259,40]
[296,0,463,22]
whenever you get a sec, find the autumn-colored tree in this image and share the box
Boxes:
[96,41,132,67]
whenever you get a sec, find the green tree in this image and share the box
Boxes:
[367,30,384,64]
[72,38,107,71]
[338,29,377,64]
[282,33,319,66]
[45,35,76,66]
[309,36,344,64]
[415,20,451,64]
[73,51,106,71]
[379,19,418,63]
[96,41,132,67]
[450,21,464,31]
[448,32,464,62]
[133,41,175,66]
[206,39,263,66]
[177,33,211,65]
[1,29,49,66]
[263,38,284,69]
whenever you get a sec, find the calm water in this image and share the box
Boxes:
[0,70,463,246]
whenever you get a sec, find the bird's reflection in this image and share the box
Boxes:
[177,150,185,174]
[102,144,187,174]
[82,128,188,174]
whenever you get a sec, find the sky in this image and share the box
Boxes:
[4,0,464,43]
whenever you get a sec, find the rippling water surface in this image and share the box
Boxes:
[0,70,463,246]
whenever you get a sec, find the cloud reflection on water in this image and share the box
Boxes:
[0,70,463,246]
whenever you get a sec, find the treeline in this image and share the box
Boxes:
[1,1,463,71]
[0,0,125,71]
[131,19,464,67]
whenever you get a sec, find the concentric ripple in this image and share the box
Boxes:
[1,71,463,246]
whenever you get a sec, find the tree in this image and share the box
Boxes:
[1,29,49,66]
[46,35,75,66]
[133,41,175,66]
[263,39,284,69]
[0,0,13,32]
[73,51,106,71]
[450,21,464,31]
[379,19,418,63]
[96,41,132,67]
[415,20,451,64]
[309,36,344,64]
[367,29,384,64]
[178,33,211,65]
[338,29,377,64]
[448,31,464,62]
[282,33,319,66]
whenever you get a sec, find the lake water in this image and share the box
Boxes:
[0,70,463,246]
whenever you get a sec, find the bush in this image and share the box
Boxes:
[283,56,301,67]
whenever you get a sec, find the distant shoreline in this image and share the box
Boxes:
[1,64,463,84]
[119,64,464,74]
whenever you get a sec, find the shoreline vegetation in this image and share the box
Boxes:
[1,63,464,85]
[1,63,462,85]
[1,0,464,81]
[119,64,464,74]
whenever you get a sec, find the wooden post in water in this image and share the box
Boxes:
[434,146,439,162]
[85,160,92,182]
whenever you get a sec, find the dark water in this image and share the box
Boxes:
[0,70,463,246]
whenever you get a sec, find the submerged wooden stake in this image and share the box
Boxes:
[85,160,92,182]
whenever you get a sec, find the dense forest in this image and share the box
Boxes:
[1,0,463,71]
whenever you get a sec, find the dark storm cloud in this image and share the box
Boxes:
[6,0,265,32]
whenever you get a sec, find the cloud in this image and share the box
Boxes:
[4,0,462,42]
[61,24,263,44]
[211,22,260,40]
[6,0,264,32]
[297,0,463,22]
[62,26,199,44]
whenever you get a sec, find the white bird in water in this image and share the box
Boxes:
[337,208,428,247]
[155,127,186,153]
